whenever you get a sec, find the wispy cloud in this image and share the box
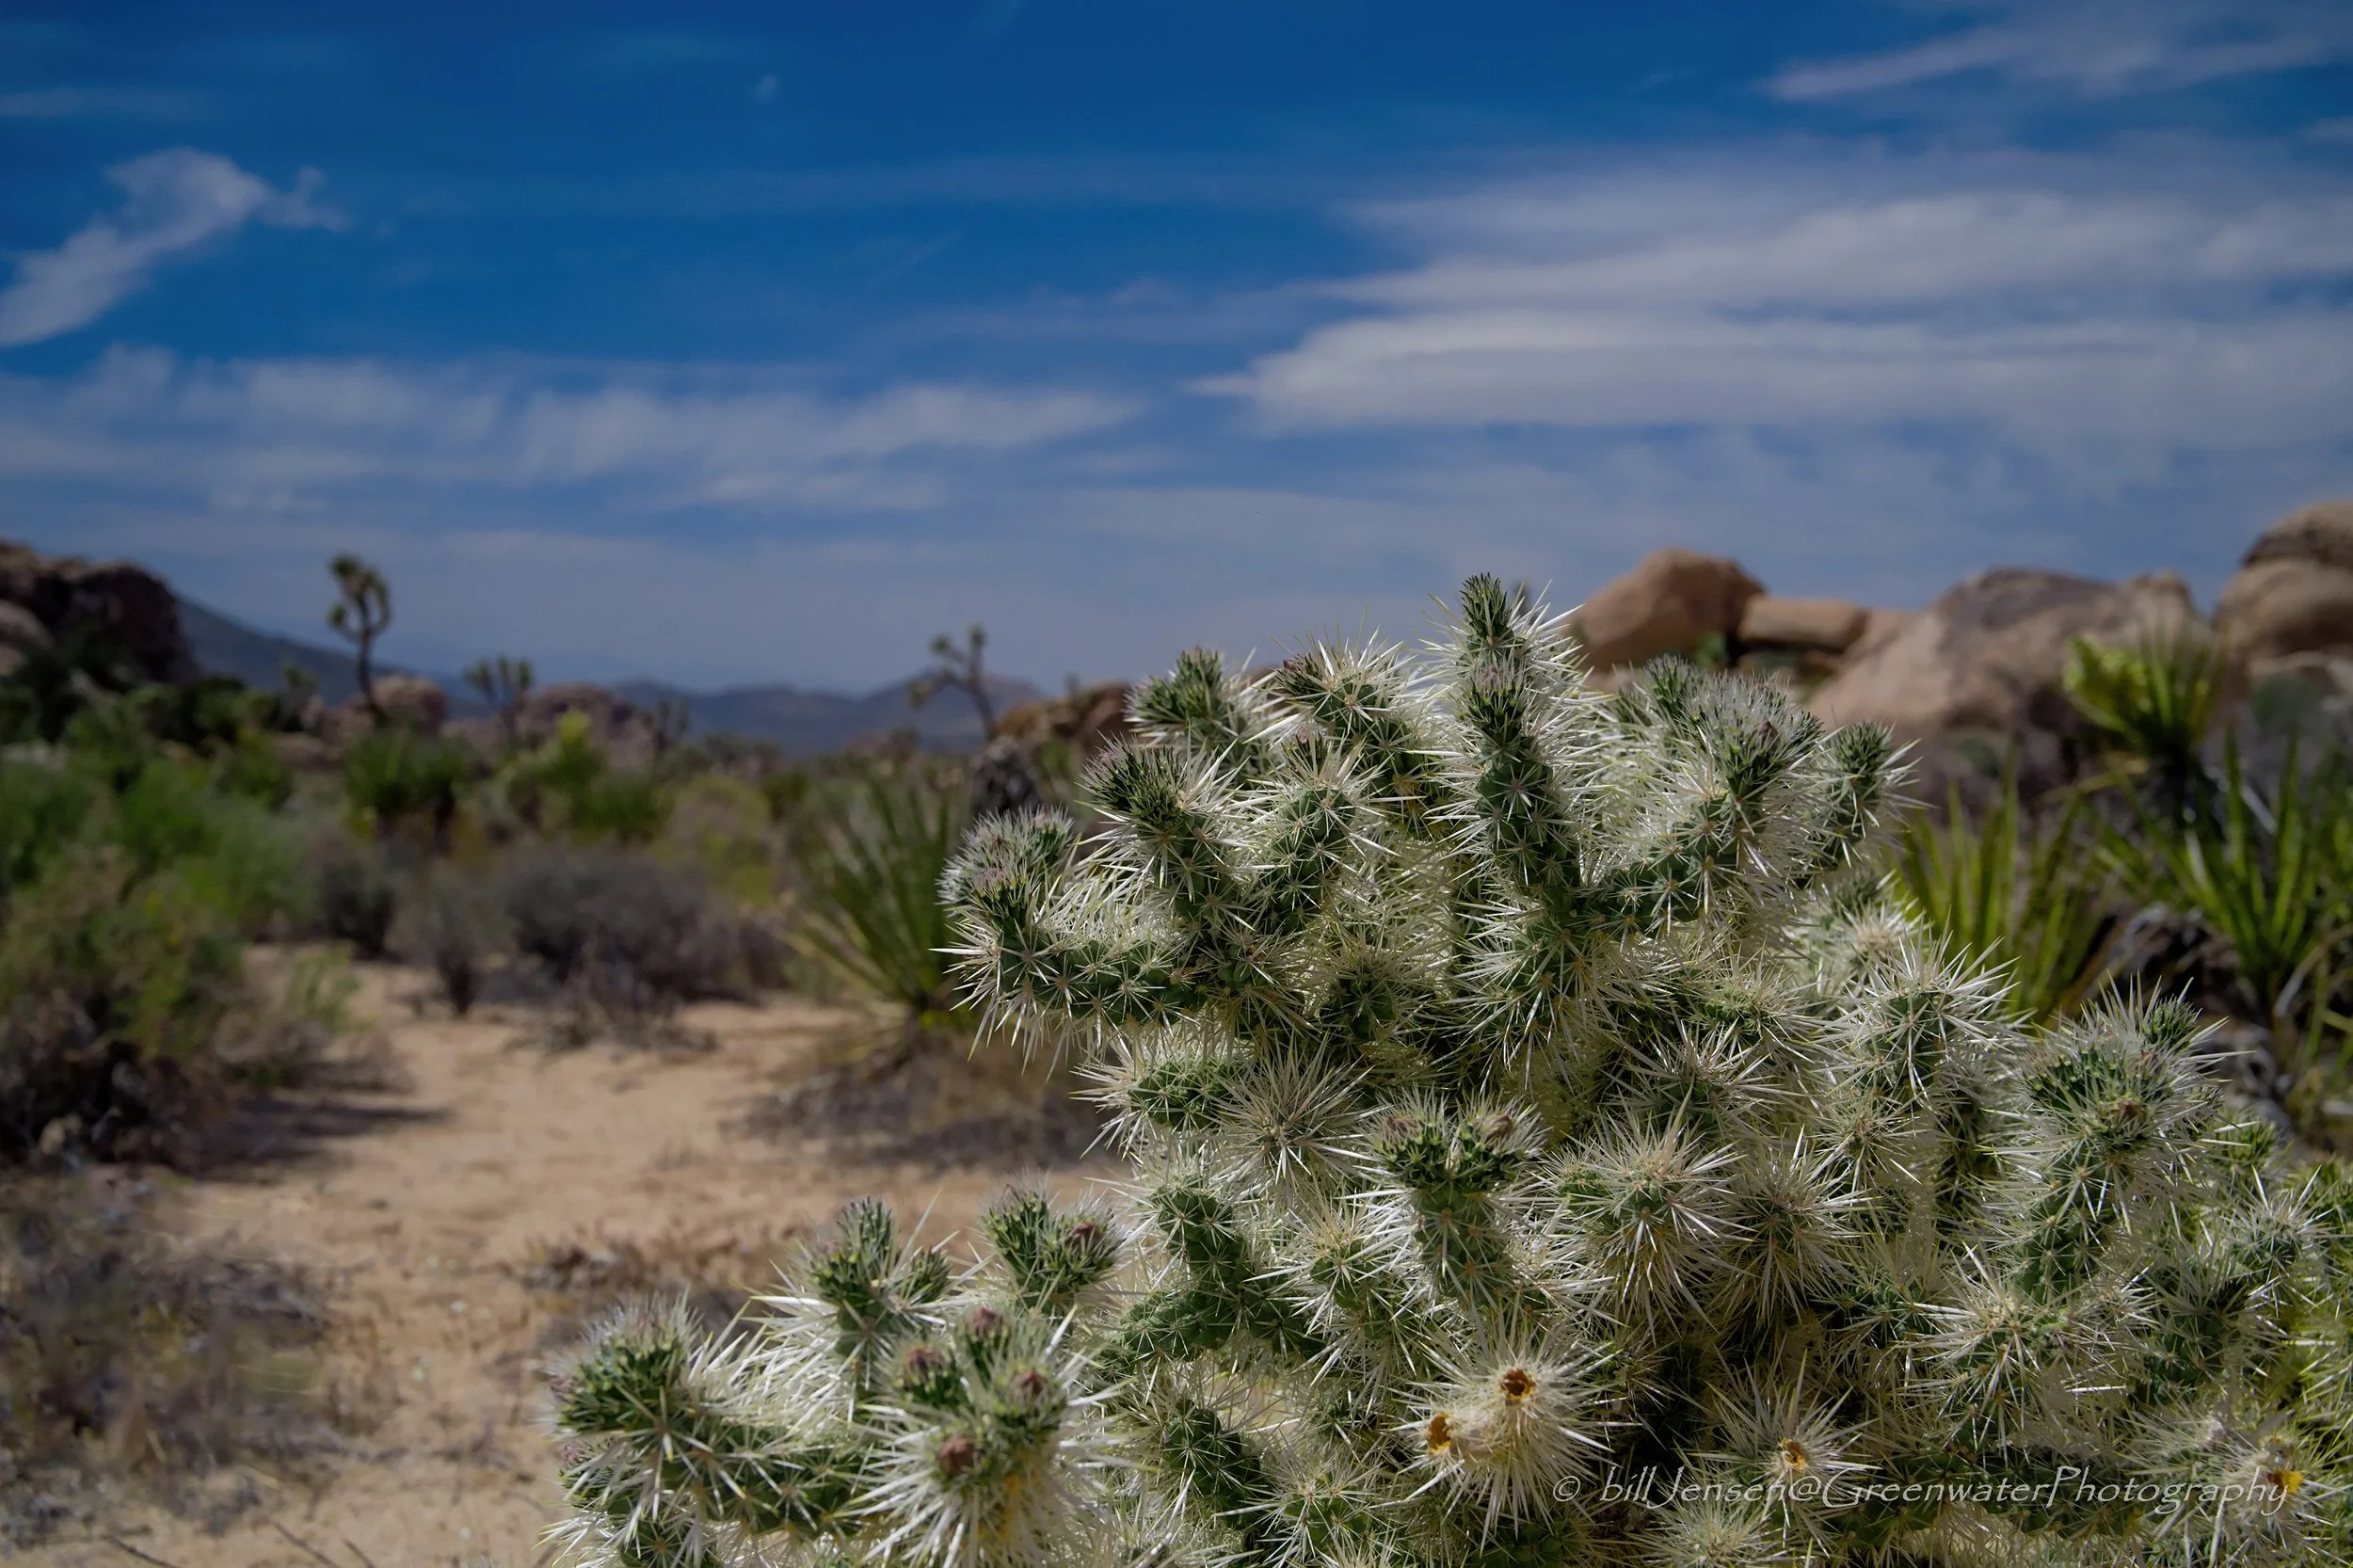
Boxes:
[1208,153,2353,455]
[0,347,1139,512]
[1771,0,2353,101]
[0,149,341,348]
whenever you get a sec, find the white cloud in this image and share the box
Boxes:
[0,346,1138,513]
[1771,0,2353,101]
[0,149,340,348]
[1208,156,2353,454]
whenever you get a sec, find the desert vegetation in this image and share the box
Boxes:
[6,531,2353,1561]
[0,554,1032,1543]
[549,577,2353,1566]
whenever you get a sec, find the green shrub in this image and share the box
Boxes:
[568,768,672,843]
[342,726,470,842]
[758,763,814,824]
[664,773,783,905]
[499,710,670,842]
[0,844,245,1160]
[57,686,161,791]
[0,756,92,899]
[787,767,968,1023]
[2064,625,2225,819]
[551,580,2353,1568]
[212,728,295,808]
[1891,764,2118,1023]
[2105,734,2353,1081]
[103,760,301,933]
[0,626,137,744]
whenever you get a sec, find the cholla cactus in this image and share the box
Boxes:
[551,577,2353,1566]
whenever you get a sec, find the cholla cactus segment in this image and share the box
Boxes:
[551,578,2353,1566]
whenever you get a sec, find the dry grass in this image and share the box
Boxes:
[0,1170,387,1545]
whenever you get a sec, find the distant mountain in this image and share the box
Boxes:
[181,598,1039,753]
[179,599,456,710]
[614,675,1040,754]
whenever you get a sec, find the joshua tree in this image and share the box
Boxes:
[912,623,996,736]
[327,552,393,723]
[549,576,2353,1567]
[465,653,536,750]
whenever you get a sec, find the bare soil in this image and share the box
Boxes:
[22,965,1112,1568]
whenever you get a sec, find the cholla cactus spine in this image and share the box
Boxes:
[550,575,2353,1567]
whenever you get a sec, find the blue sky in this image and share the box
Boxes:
[3,2,2350,690]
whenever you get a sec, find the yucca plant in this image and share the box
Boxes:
[342,726,470,844]
[2063,626,2226,826]
[2105,734,2353,1079]
[787,766,969,1026]
[1890,766,2118,1025]
[550,578,2353,1567]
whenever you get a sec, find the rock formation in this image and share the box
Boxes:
[2217,499,2353,666]
[1572,547,1763,669]
[0,538,195,684]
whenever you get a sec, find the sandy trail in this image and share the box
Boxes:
[28,967,1108,1568]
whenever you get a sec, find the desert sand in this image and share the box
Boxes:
[24,966,1110,1568]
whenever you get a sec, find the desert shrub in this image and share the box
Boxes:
[0,627,137,745]
[393,871,507,1016]
[569,767,672,843]
[502,846,604,983]
[211,946,365,1092]
[56,680,292,808]
[1,734,317,1162]
[788,766,968,1023]
[2105,734,2353,1081]
[1,1174,339,1543]
[2065,625,2225,822]
[210,728,295,808]
[758,763,815,824]
[503,844,733,1013]
[552,580,2353,1568]
[0,756,92,899]
[104,759,302,932]
[341,726,470,842]
[501,710,672,843]
[0,845,245,1162]
[305,828,402,959]
[1891,763,2119,1023]
[663,773,781,904]
[56,691,160,791]
[2057,632,2353,1122]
